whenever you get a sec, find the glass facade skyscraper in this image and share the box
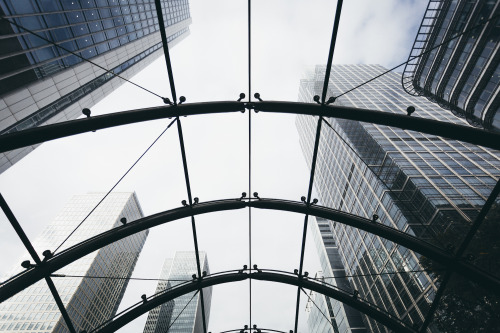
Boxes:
[403,0,500,131]
[0,0,192,173]
[297,64,500,332]
[306,217,367,333]
[143,251,211,333]
[305,273,338,333]
[0,192,148,333]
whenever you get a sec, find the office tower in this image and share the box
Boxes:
[305,273,337,333]
[306,217,367,333]
[0,0,192,173]
[296,64,500,332]
[403,0,500,131]
[143,252,211,333]
[0,192,148,333]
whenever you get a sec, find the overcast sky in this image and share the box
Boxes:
[0,0,428,332]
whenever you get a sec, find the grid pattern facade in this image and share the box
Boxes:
[296,64,500,332]
[404,0,500,131]
[0,192,148,333]
[308,217,366,333]
[143,252,211,333]
[305,276,338,333]
[0,0,192,173]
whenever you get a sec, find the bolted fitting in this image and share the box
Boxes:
[254,93,263,102]
[406,106,415,116]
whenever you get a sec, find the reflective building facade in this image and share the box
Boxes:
[307,217,367,333]
[305,273,338,333]
[297,64,500,332]
[0,0,192,173]
[0,192,148,333]
[143,252,211,333]
[403,0,500,131]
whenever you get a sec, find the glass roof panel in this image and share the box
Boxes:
[177,112,247,202]
[252,281,302,333]
[252,113,311,201]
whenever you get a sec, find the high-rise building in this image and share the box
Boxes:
[0,192,148,333]
[306,217,367,333]
[305,272,338,333]
[0,0,192,173]
[143,251,211,333]
[403,0,500,131]
[297,64,500,332]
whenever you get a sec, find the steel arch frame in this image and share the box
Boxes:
[89,271,416,333]
[2,198,499,303]
[1,101,500,154]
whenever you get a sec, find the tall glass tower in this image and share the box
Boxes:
[0,0,192,173]
[0,192,149,333]
[306,217,367,333]
[296,64,500,332]
[403,0,500,131]
[143,251,212,333]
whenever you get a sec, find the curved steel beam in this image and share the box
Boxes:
[253,101,500,150]
[0,102,245,153]
[1,101,499,153]
[91,271,416,333]
[0,199,246,302]
[1,198,498,303]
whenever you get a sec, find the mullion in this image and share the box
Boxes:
[175,117,208,333]
[293,115,323,333]
[153,0,177,103]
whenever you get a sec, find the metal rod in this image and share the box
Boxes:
[176,117,208,333]
[153,0,177,103]
[247,0,253,329]
[321,0,344,104]
[0,16,163,99]
[418,178,500,332]
[53,118,177,254]
[294,116,323,333]
[300,287,337,331]
[0,194,76,333]
[45,277,77,333]
[0,194,41,263]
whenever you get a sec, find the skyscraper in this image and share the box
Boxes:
[0,0,192,173]
[297,64,500,332]
[403,0,499,131]
[306,217,367,333]
[143,251,211,333]
[0,192,148,333]
[305,273,338,333]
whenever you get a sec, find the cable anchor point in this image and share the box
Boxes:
[254,93,263,102]
[406,106,415,116]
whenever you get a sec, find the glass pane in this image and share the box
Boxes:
[179,113,247,202]
[196,210,247,273]
[253,113,311,201]
[173,1,247,102]
[252,281,298,332]
[208,282,249,332]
